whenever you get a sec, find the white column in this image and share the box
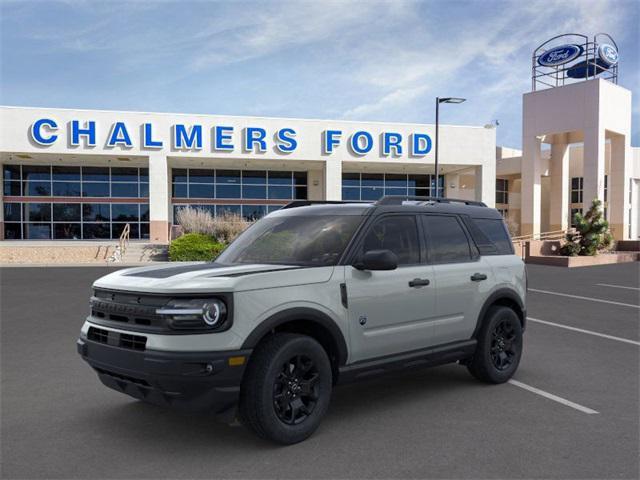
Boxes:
[521,135,543,237]
[609,134,631,240]
[474,163,495,207]
[306,169,324,201]
[582,126,606,211]
[549,137,570,232]
[148,153,170,244]
[324,159,342,201]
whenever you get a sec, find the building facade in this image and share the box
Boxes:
[496,141,640,239]
[0,106,496,243]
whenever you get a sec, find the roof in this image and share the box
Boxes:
[273,197,503,219]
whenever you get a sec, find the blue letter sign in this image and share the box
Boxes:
[244,127,267,152]
[143,123,163,148]
[107,122,133,147]
[350,131,373,155]
[383,132,403,156]
[30,118,58,145]
[411,133,432,156]
[275,128,297,153]
[173,124,203,150]
[214,126,234,151]
[323,130,342,154]
[70,120,96,147]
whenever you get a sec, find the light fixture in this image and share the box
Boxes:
[438,97,466,104]
[157,298,228,331]
[435,96,467,198]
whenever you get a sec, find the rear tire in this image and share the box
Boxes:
[239,333,332,444]
[467,306,523,384]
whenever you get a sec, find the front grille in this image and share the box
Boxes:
[87,326,147,351]
[89,289,234,335]
[89,290,170,332]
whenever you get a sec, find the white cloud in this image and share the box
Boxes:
[2,0,636,146]
[338,0,634,122]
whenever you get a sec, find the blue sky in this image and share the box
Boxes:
[1,0,638,148]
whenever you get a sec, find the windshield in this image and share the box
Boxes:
[216,214,363,267]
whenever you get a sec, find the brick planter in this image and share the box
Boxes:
[526,252,639,267]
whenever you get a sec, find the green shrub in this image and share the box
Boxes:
[560,199,614,256]
[169,233,226,262]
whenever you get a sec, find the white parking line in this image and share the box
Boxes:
[527,317,640,346]
[596,283,640,291]
[508,380,599,415]
[529,288,640,309]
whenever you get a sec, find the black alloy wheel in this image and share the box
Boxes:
[273,355,320,425]
[490,319,517,371]
[467,305,523,384]
[239,333,332,444]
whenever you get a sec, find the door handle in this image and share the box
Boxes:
[409,278,430,288]
[470,273,488,282]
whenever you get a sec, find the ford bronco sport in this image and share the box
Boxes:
[77,196,526,444]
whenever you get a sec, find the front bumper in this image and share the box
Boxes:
[77,337,251,416]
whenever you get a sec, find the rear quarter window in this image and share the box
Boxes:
[472,218,514,255]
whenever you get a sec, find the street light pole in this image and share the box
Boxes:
[435,97,440,198]
[434,96,466,198]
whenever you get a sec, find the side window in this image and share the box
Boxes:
[423,215,472,263]
[360,216,420,265]
[473,218,514,255]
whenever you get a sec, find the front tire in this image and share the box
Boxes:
[467,306,523,383]
[239,333,332,444]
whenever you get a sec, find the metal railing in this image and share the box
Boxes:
[512,228,572,243]
[118,223,131,257]
[108,223,131,263]
[511,228,575,258]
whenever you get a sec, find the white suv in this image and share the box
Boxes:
[77,196,526,444]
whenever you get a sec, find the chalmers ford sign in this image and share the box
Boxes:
[29,118,434,157]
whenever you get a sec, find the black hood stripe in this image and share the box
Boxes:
[123,263,224,278]
[123,263,301,279]
[219,266,301,277]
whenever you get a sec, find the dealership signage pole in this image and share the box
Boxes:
[435,97,466,197]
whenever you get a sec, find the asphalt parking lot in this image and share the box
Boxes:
[1,263,639,479]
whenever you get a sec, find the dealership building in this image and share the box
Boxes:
[0,107,497,243]
[0,34,638,245]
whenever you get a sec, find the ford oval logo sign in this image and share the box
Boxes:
[538,44,583,67]
[598,44,618,67]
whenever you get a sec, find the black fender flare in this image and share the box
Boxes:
[241,307,349,366]
[472,288,526,338]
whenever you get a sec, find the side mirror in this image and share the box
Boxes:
[354,249,398,271]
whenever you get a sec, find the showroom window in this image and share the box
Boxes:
[171,168,307,222]
[2,165,149,240]
[4,202,149,240]
[496,179,509,204]
[341,173,444,201]
[173,204,284,223]
[570,177,583,203]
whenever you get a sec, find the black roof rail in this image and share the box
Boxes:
[281,200,371,210]
[376,195,487,207]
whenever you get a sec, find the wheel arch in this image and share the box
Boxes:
[472,288,526,338]
[241,307,349,379]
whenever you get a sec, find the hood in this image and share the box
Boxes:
[93,262,336,294]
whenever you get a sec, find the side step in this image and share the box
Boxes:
[337,339,477,384]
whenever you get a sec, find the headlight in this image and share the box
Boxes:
[156,298,228,331]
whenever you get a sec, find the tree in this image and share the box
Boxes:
[560,199,614,256]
